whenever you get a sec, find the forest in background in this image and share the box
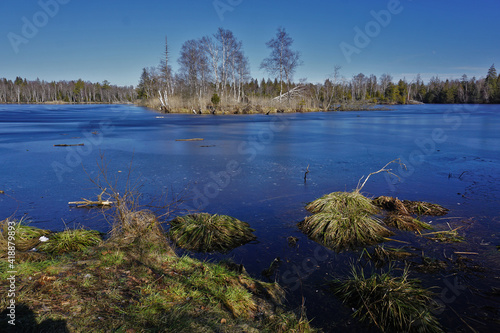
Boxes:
[1,27,499,111]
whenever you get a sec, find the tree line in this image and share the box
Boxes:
[0,77,136,104]
[1,26,499,109]
[138,27,500,112]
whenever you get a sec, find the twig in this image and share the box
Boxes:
[356,158,406,192]
[176,138,204,141]
[304,164,310,183]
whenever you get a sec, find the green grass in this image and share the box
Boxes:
[333,265,443,333]
[0,217,50,252]
[169,213,257,253]
[38,229,101,255]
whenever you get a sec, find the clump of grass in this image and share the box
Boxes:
[299,211,393,252]
[384,213,433,231]
[264,308,320,332]
[169,213,256,253]
[301,191,392,251]
[109,208,174,255]
[373,196,434,231]
[38,229,101,255]
[333,265,443,333]
[402,200,449,216]
[0,218,50,252]
[306,191,379,215]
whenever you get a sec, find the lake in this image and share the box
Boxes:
[1,104,499,331]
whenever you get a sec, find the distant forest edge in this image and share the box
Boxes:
[1,28,499,112]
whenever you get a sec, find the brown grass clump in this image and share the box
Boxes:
[384,213,433,231]
[373,196,435,231]
[169,213,256,253]
[402,200,449,216]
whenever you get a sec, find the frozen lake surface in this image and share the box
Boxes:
[1,104,499,331]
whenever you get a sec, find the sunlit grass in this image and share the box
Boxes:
[305,191,379,215]
[38,229,101,255]
[169,213,256,253]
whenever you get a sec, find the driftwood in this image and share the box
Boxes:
[54,143,85,147]
[272,85,307,101]
[69,189,113,208]
[176,138,204,141]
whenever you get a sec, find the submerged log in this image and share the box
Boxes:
[54,143,85,147]
[176,138,204,141]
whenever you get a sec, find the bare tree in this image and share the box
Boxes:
[260,27,302,102]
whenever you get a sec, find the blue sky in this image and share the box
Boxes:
[1,0,499,87]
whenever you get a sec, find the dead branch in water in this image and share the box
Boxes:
[69,189,114,208]
[54,143,85,147]
[175,138,204,141]
[356,159,406,192]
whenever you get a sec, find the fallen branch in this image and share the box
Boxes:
[356,159,406,192]
[69,189,114,208]
[176,138,204,141]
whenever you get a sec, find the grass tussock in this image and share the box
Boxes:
[169,213,256,253]
[333,265,443,333]
[301,191,392,251]
[300,212,392,252]
[305,191,379,215]
[0,218,50,252]
[373,196,435,231]
[38,229,101,255]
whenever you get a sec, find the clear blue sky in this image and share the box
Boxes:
[1,0,499,87]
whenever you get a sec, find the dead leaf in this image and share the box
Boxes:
[220,318,227,324]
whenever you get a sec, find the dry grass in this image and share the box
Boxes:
[301,191,391,251]
[306,191,379,215]
[384,213,433,231]
[169,213,257,253]
[299,211,393,252]
[373,196,435,231]
[422,224,465,243]
[0,217,50,252]
[333,265,443,333]
[403,200,449,216]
